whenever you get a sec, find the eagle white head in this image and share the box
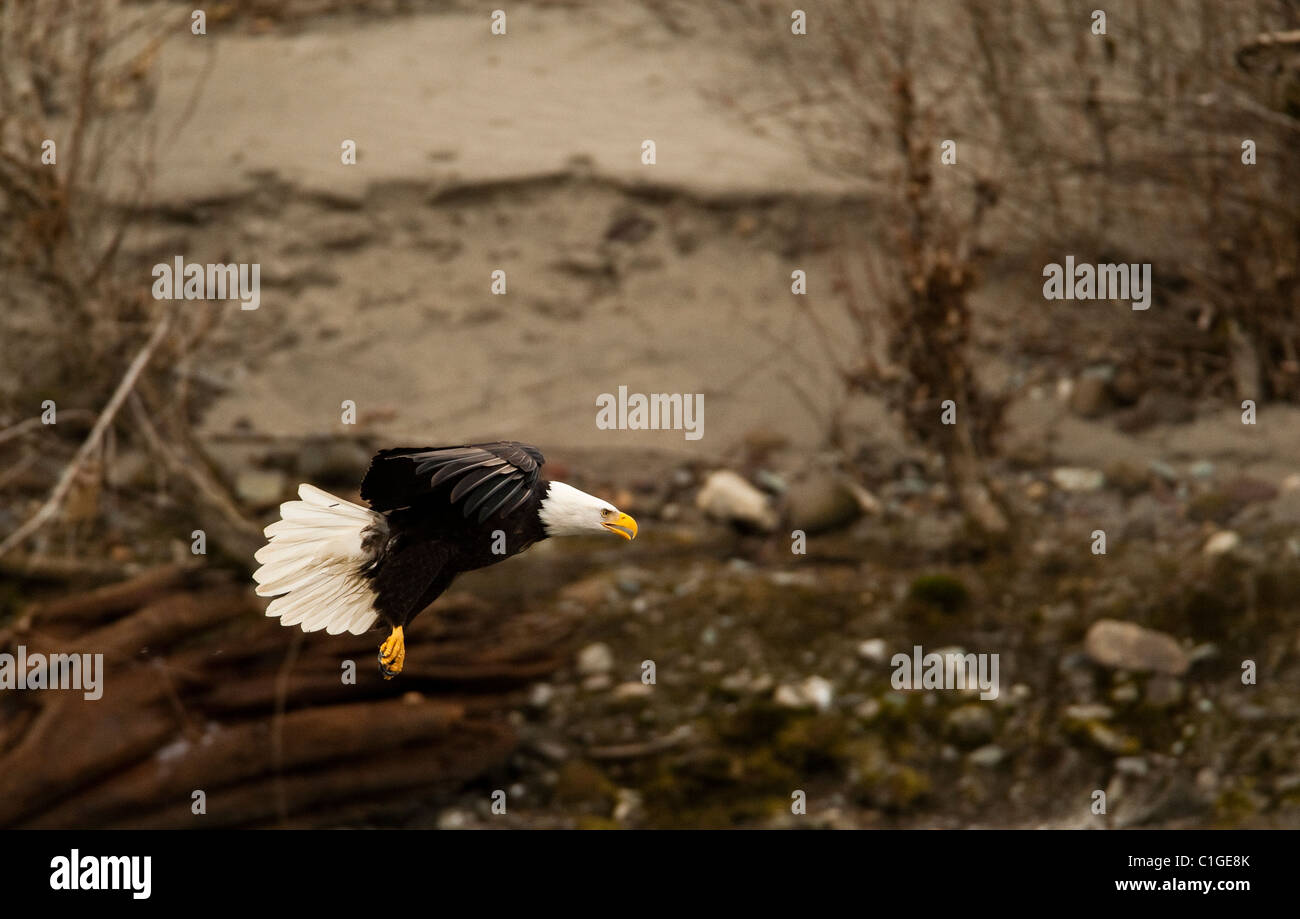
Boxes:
[538,481,637,540]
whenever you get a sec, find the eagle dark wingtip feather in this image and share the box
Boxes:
[360,442,547,513]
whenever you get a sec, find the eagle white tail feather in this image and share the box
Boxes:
[253,483,383,636]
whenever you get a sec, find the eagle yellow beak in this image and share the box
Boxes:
[602,512,638,540]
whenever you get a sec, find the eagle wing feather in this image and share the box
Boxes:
[360,441,545,522]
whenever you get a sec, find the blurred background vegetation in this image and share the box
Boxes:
[1,0,1299,828]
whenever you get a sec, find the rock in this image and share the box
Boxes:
[967,744,1005,767]
[576,642,614,676]
[1064,704,1115,721]
[800,676,834,711]
[854,699,882,720]
[696,470,779,531]
[1041,600,1077,625]
[774,676,834,711]
[856,638,888,665]
[1232,702,1269,722]
[1203,530,1240,556]
[786,473,862,534]
[1223,475,1277,506]
[717,670,764,691]
[1069,375,1112,418]
[1086,723,1139,755]
[774,684,805,708]
[840,477,884,516]
[894,474,929,496]
[945,704,995,747]
[613,682,652,701]
[531,739,569,763]
[1121,494,1163,541]
[1143,675,1184,708]
[558,576,615,611]
[907,513,966,553]
[613,788,644,823]
[1103,461,1148,497]
[1025,480,1049,502]
[1189,460,1216,480]
[1084,619,1189,676]
[1007,438,1052,468]
[527,683,554,709]
[1115,756,1149,777]
[1195,767,1218,795]
[234,469,287,508]
[1186,491,1235,525]
[1111,368,1143,405]
[720,670,752,694]
[1085,363,1117,383]
[436,808,473,830]
[959,480,1011,535]
[1051,467,1105,492]
[1110,683,1140,704]
[582,674,612,692]
[1147,460,1179,484]
[1192,478,1277,526]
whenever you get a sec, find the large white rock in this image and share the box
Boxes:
[1084,620,1189,676]
[696,470,779,531]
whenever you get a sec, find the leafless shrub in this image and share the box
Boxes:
[957,0,1300,402]
[718,0,1300,533]
[0,0,167,409]
[0,1,256,568]
[720,1,1011,532]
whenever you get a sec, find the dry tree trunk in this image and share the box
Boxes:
[0,566,581,828]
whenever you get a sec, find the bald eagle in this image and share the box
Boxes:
[251,442,637,678]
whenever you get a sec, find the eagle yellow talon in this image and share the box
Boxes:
[378,625,405,679]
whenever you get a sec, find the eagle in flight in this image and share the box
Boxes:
[251,442,637,678]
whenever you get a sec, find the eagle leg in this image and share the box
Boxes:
[378,625,405,679]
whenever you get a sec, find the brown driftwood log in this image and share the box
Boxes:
[0,565,580,828]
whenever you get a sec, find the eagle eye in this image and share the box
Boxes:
[601,508,613,519]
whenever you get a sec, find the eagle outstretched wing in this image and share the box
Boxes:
[360,441,546,522]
